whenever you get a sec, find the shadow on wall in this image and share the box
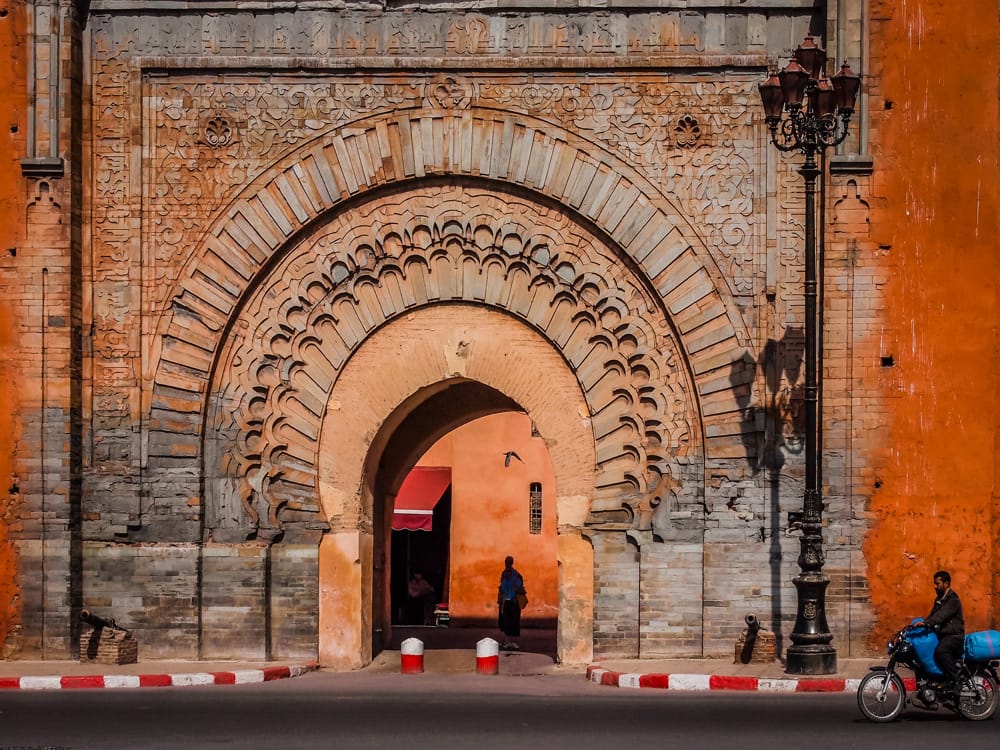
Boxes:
[731,326,805,659]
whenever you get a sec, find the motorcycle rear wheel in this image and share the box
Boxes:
[857,671,906,722]
[957,672,998,721]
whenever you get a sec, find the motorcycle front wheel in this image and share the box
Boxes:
[857,671,906,722]
[957,671,998,721]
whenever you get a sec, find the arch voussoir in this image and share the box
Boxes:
[174,186,705,544]
[147,109,756,548]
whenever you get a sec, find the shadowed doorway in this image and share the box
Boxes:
[391,472,452,626]
[377,407,559,658]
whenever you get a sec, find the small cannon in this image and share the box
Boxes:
[80,609,129,635]
[79,608,137,665]
[735,612,776,664]
[738,612,760,664]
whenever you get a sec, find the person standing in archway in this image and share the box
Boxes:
[497,555,526,650]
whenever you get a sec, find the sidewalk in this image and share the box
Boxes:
[585,656,882,694]
[0,650,883,692]
[0,659,320,690]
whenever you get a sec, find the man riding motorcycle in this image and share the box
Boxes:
[923,569,966,693]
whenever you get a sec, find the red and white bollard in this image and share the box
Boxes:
[476,637,499,675]
[401,637,424,674]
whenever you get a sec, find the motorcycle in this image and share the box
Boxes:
[857,623,1000,722]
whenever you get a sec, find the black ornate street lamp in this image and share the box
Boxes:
[758,36,861,676]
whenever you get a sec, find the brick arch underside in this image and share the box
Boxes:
[201,185,703,545]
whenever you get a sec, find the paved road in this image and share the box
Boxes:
[0,671,996,750]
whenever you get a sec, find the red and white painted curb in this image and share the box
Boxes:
[587,665,895,693]
[0,662,318,690]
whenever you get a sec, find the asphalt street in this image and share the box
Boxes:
[1,671,997,750]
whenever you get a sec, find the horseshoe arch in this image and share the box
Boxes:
[148,110,753,666]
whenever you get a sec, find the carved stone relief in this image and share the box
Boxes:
[194,187,701,542]
[89,43,141,516]
[91,10,809,61]
[84,6,797,541]
[145,75,758,318]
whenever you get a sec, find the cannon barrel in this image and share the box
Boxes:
[737,612,761,664]
[80,609,119,631]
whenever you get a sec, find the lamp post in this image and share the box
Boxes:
[758,37,861,675]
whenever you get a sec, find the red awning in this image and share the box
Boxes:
[391,467,451,532]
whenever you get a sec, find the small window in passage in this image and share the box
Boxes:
[529,482,542,534]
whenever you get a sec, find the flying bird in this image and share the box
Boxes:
[503,450,524,467]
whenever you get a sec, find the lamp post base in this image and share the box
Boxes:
[785,644,837,675]
[785,566,837,675]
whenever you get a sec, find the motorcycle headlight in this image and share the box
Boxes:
[886,641,892,654]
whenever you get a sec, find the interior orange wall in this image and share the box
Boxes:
[0,0,25,656]
[864,0,1000,643]
[417,413,558,623]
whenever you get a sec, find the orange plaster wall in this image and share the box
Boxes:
[864,0,1000,644]
[417,413,558,623]
[0,0,26,656]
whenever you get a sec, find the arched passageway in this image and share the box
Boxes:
[383,409,561,655]
[316,306,598,668]
[176,177,717,667]
[144,109,745,665]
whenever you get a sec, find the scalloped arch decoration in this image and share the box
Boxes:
[198,186,703,540]
[149,110,755,540]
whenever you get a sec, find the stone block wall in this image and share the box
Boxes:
[81,542,320,661]
[82,543,200,659]
[269,544,319,660]
[639,540,703,657]
[0,0,923,667]
[0,0,27,658]
[592,532,640,658]
[201,544,267,660]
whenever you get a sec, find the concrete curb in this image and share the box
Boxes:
[586,665,904,694]
[0,662,319,690]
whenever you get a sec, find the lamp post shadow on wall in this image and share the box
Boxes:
[758,37,861,676]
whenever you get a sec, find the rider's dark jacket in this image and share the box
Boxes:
[925,588,965,637]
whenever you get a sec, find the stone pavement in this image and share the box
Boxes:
[0,650,883,693]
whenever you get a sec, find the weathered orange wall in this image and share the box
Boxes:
[864,0,1000,644]
[0,0,26,656]
[416,413,559,622]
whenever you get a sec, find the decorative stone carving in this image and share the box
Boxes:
[674,115,701,147]
[148,74,760,328]
[87,8,772,545]
[201,115,235,149]
[424,73,476,109]
[142,105,753,543]
[188,187,700,541]
[143,76,758,315]
[92,10,792,61]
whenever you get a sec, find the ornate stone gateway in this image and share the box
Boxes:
[52,2,874,668]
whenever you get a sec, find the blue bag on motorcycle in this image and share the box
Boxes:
[909,627,943,675]
[965,630,1000,661]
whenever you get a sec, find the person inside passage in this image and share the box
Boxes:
[923,569,966,692]
[497,555,526,650]
[406,572,435,626]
